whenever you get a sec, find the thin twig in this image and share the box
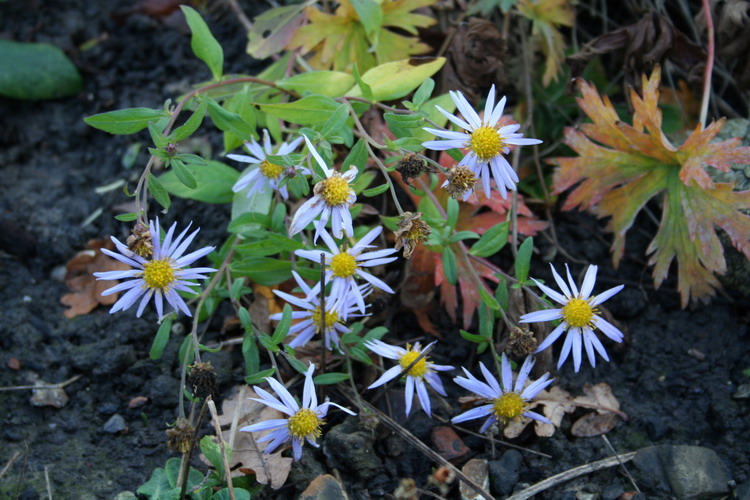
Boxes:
[227,0,253,31]
[601,435,640,493]
[0,374,82,392]
[339,388,494,500]
[506,451,636,500]
[179,399,210,500]
[699,0,715,129]
[0,450,20,480]
[207,398,236,500]
[44,466,53,500]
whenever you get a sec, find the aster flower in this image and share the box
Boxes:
[452,354,553,431]
[240,363,356,460]
[295,222,397,316]
[288,136,357,241]
[365,340,454,417]
[422,85,542,199]
[269,271,371,350]
[519,264,625,372]
[94,218,216,318]
[227,129,307,200]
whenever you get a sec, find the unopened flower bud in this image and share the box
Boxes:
[444,165,477,200]
[165,143,178,156]
[396,153,435,186]
[394,211,431,259]
[166,418,194,454]
[126,221,153,258]
[188,361,219,400]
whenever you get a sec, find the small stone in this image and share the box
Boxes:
[323,418,382,481]
[488,449,522,496]
[103,414,127,434]
[601,482,625,500]
[736,480,750,500]
[733,383,750,399]
[299,474,348,500]
[459,458,489,500]
[642,415,669,440]
[431,426,469,460]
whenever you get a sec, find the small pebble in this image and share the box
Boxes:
[103,414,127,434]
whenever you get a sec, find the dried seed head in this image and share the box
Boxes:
[507,326,538,358]
[396,153,435,186]
[428,465,456,495]
[166,418,194,454]
[394,478,418,500]
[445,165,477,199]
[126,222,153,258]
[394,212,431,258]
[187,361,219,400]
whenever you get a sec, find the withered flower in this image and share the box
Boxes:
[506,326,538,358]
[396,153,436,186]
[126,221,153,258]
[394,211,431,259]
[166,417,195,454]
[188,361,219,400]
[444,165,477,200]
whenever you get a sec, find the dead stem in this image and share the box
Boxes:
[207,397,237,500]
[0,374,82,392]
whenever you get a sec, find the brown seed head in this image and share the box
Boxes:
[396,153,435,186]
[126,222,153,258]
[507,326,538,358]
[445,165,477,199]
[166,417,194,454]
[394,211,431,259]
[188,361,219,400]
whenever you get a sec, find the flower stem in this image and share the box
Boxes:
[699,0,715,130]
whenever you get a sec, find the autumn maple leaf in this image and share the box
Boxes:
[288,0,436,73]
[551,66,750,306]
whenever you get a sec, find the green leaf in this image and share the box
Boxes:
[363,183,390,197]
[0,40,82,100]
[446,148,463,162]
[446,197,459,230]
[242,331,260,376]
[160,160,239,203]
[149,317,173,360]
[223,86,257,151]
[181,6,223,80]
[245,368,276,385]
[84,108,168,135]
[228,212,271,235]
[172,97,209,142]
[345,57,446,102]
[230,257,293,286]
[479,286,500,310]
[515,237,534,282]
[199,435,225,477]
[148,121,169,149]
[448,231,480,244]
[207,98,253,140]
[282,349,309,375]
[214,488,251,500]
[351,0,383,39]
[278,71,355,98]
[260,95,342,125]
[171,159,198,189]
[343,138,368,174]
[271,304,292,344]
[115,212,139,222]
[136,467,172,499]
[459,329,487,343]
[442,247,457,286]
[352,63,375,102]
[469,222,509,257]
[412,78,435,106]
[314,372,351,385]
[165,457,202,492]
[318,104,350,140]
[495,275,509,312]
[148,173,171,210]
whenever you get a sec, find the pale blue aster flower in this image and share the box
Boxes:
[519,264,625,372]
[240,364,356,461]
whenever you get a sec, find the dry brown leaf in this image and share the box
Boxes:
[570,382,623,437]
[571,412,620,437]
[208,386,293,490]
[60,239,130,319]
[504,385,576,438]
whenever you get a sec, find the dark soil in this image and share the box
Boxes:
[1,1,749,499]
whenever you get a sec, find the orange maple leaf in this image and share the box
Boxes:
[551,66,750,306]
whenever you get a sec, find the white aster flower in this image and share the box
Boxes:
[240,363,356,461]
[422,85,542,199]
[452,354,553,431]
[519,264,625,372]
[365,340,454,417]
[227,129,307,200]
[288,136,357,241]
[295,222,397,316]
[93,218,215,318]
[270,271,371,350]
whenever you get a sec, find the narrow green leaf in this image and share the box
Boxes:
[148,121,169,149]
[350,0,383,39]
[278,71,355,98]
[446,148,464,162]
[271,304,292,344]
[448,231,480,244]
[446,197,459,230]
[149,317,173,360]
[363,183,390,197]
[260,95,341,125]
[515,237,534,282]
[479,286,500,310]
[318,104,349,140]
[199,435,225,477]
[459,329,487,343]
[343,138,368,173]
[171,159,197,189]
[245,368,276,385]
[230,278,245,301]
[228,212,272,234]
[413,78,435,106]
[84,108,168,135]
[313,372,351,385]
[148,173,171,210]
[207,98,253,140]
[469,221,509,257]
[442,247,457,286]
[181,6,224,80]
[352,63,375,102]
[172,97,209,142]
[114,212,139,222]
[243,331,260,376]
[281,349,309,374]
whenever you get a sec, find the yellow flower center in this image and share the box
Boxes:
[311,306,340,333]
[259,159,284,179]
[561,298,595,328]
[142,259,175,289]
[399,349,428,378]
[469,126,503,161]
[330,252,357,278]
[319,175,352,206]
[493,392,525,421]
[287,408,323,439]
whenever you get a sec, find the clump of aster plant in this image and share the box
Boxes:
[394,211,431,259]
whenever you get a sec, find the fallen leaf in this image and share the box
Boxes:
[570,382,622,437]
[504,385,576,438]
[208,386,293,489]
[60,239,130,318]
